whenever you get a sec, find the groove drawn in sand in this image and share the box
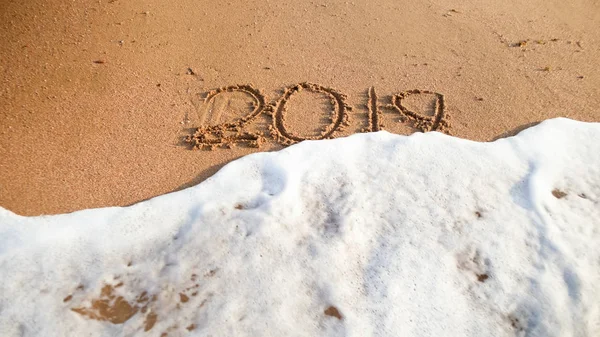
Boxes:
[185,84,452,150]
[366,86,382,132]
[185,84,267,150]
[270,82,351,145]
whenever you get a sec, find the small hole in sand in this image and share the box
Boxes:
[179,293,189,303]
[204,268,218,277]
[324,306,343,320]
[137,291,149,303]
[552,189,567,199]
[476,273,489,282]
[508,315,525,332]
[578,193,587,199]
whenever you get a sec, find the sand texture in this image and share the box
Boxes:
[1,0,599,215]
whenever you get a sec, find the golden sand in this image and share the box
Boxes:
[1,0,599,215]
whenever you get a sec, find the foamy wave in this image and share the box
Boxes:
[1,118,599,336]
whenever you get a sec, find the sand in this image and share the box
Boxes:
[1,0,599,215]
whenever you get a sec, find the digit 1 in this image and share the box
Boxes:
[367,86,382,132]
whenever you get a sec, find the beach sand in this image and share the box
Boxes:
[1,0,599,215]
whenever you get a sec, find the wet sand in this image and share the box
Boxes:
[1,0,599,215]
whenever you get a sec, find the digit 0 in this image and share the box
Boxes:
[271,82,351,145]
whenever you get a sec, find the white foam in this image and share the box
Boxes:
[1,118,599,336]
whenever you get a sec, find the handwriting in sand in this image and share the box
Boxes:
[185,83,450,149]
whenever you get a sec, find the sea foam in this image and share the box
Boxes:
[1,118,599,336]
